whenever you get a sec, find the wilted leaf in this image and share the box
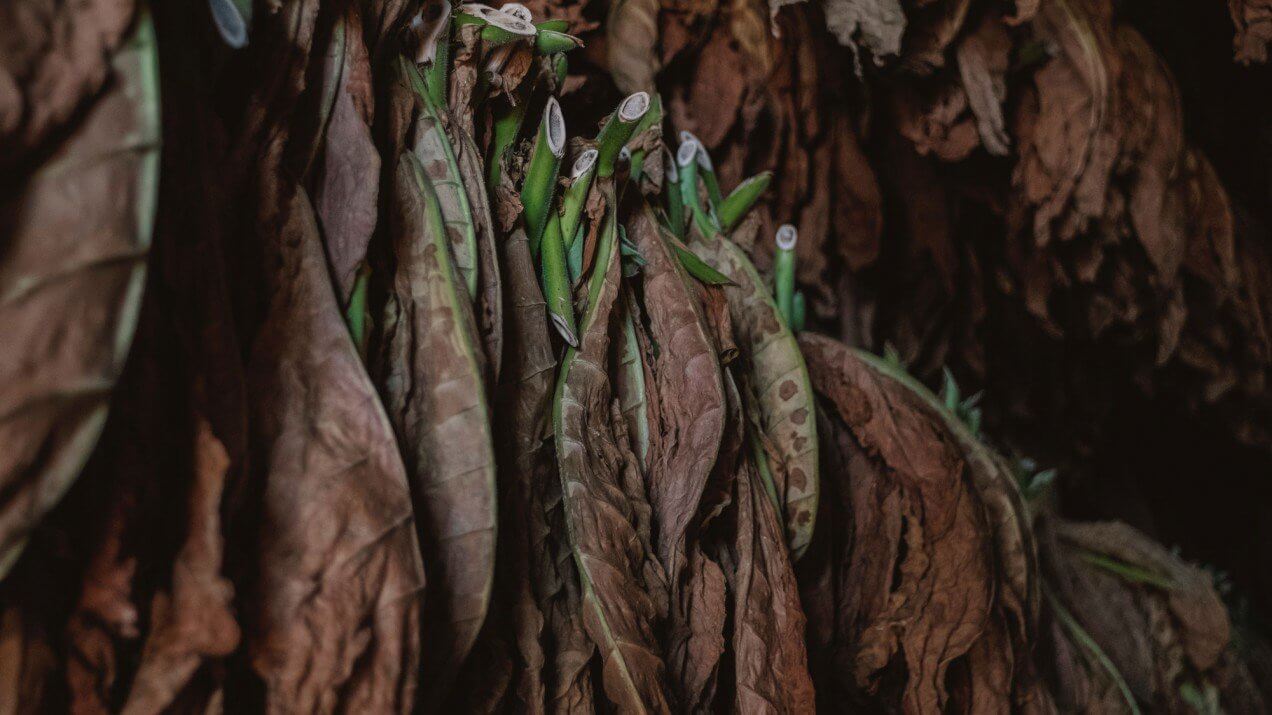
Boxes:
[688,235,818,559]
[452,119,505,384]
[374,153,498,707]
[314,7,381,305]
[0,10,159,579]
[246,187,426,713]
[798,332,999,712]
[553,184,671,713]
[608,0,660,93]
[823,0,905,62]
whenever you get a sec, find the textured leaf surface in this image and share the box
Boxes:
[0,11,159,579]
[246,187,426,713]
[314,8,380,304]
[374,153,498,707]
[554,187,671,713]
[688,235,818,559]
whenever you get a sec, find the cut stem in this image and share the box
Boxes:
[209,0,253,48]
[627,94,662,183]
[595,92,650,177]
[774,224,797,327]
[561,148,598,245]
[522,96,566,257]
[540,209,578,345]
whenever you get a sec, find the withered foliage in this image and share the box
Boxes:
[0,0,1265,712]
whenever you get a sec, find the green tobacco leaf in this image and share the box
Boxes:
[401,58,480,299]
[553,182,671,713]
[375,153,497,707]
[0,9,160,579]
[688,235,819,560]
[617,292,650,467]
[671,242,733,286]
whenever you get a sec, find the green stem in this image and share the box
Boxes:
[595,92,650,177]
[792,290,806,332]
[561,148,597,246]
[676,139,717,237]
[664,148,685,236]
[522,96,566,257]
[536,18,569,32]
[540,209,578,346]
[680,130,724,212]
[628,94,663,183]
[487,99,527,194]
[774,224,797,327]
[422,2,452,107]
[718,171,772,233]
[345,262,371,357]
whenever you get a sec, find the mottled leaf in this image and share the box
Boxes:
[688,235,818,559]
[374,153,498,707]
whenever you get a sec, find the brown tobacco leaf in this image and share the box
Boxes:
[122,419,240,715]
[315,7,381,304]
[718,371,816,712]
[1230,0,1272,63]
[488,223,554,712]
[452,121,505,384]
[554,188,671,713]
[631,207,726,607]
[1053,521,1231,675]
[798,333,999,712]
[246,187,426,713]
[608,0,661,92]
[0,11,159,580]
[541,463,598,715]
[374,154,497,707]
[689,235,818,560]
[0,0,138,167]
[823,0,905,62]
[0,602,59,713]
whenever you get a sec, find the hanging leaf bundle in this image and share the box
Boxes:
[1,0,1268,712]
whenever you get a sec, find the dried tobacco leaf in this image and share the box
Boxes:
[1230,0,1272,63]
[451,117,505,383]
[374,153,498,707]
[0,0,140,167]
[246,187,425,713]
[401,59,481,300]
[0,9,159,580]
[798,333,1000,712]
[489,221,555,712]
[553,185,671,713]
[631,209,725,574]
[314,7,381,305]
[608,0,660,93]
[719,371,816,712]
[688,235,818,559]
[823,0,905,62]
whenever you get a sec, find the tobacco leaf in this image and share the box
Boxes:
[0,0,139,167]
[608,0,661,93]
[374,153,497,707]
[0,10,159,581]
[1054,521,1230,674]
[488,222,554,712]
[718,370,816,712]
[631,206,725,590]
[1229,0,1272,63]
[245,187,425,713]
[616,292,652,470]
[554,185,671,713]
[541,460,598,715]
[314,6,381,304]
[688,234,818,559]
[451,118,505,384]
[823,0,905,62]
[121,419,240,715]
[404,62,481,300]
[798,332,999,712]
